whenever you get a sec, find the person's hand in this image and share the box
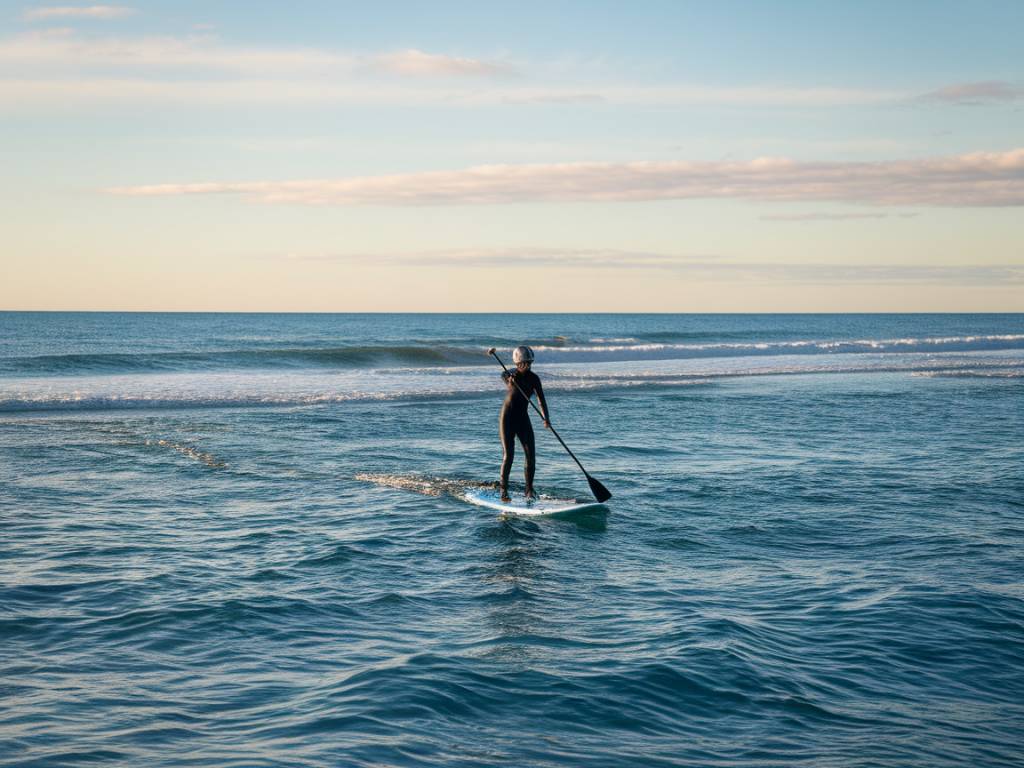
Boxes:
[543,420,552,430]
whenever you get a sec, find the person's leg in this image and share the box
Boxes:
[519,418,536,498]
[499,410,515,501]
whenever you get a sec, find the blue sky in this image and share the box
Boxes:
[2,0,1022,311]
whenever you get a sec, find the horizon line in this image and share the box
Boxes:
[2,309,1022,316]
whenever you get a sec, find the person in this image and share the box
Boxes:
[499,345,550,501]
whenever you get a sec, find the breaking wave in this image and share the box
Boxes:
[2,352,1020,413]
[2,334,1022,376]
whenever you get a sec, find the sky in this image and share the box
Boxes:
[1,0,1022,312]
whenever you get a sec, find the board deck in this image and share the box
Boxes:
[463,488,609,518]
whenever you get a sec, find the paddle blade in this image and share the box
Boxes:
[587,474,612,503]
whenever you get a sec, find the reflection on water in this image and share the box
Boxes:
[475,516,609,667]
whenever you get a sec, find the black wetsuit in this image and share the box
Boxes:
[499,369,549,493]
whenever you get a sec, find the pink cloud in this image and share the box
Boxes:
[109,149,1024,208]
[23,5,135,20]
[373,49,513,77]
[919,81,1024,106]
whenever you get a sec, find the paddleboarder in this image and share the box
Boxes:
[499,345,550,501]
[487,347,611,504]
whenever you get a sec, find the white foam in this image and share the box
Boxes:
[2,349,1021,411]
[529,334,1024,363]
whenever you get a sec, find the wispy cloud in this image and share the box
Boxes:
[0,78,899,109]
[317,247,721,269]
[493,85,898,107]
[9,30,1020,113]
[919,80,1024,106]
[760,212,920,222]
[0,29,356,74]
[373,49,514,77]
[108,149,1024,208]
[279,247,1024,285]
[0,30,901,108]
[613,85,897,107]
[500,91,605,105]
[0,30,507,79]
[23,5,135,20]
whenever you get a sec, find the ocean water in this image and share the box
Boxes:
[1,312,1022,767]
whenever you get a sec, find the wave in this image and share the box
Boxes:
[531,334,1024,363]
[2,354,1020,413]
[912,369,1024,379]
[144,438,228,468]
[0,345,485,376]
[2,334,1022,376]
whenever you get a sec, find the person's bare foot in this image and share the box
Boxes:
[524,487,536,501]
[500,487,511,502]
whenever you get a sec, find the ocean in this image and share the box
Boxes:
[1,312,1022,767]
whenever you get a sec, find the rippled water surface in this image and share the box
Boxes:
[2,313,1023,767]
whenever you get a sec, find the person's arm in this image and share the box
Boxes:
[533,373,551,428]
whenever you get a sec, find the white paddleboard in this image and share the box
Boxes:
[463,488,609,518]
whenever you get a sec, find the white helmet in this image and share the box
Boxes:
[512,345,535,364]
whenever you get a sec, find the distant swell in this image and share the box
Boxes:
[531,334,1024,363]
[1,334,1022,376]
[0,345,484,376]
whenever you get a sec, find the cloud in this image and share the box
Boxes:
[108,149,1024,208]
[611,85,897,107]
[0,30,901,108]
[376,247,720,269]
[501,91,605,105]
[0,31,509,80]
[0,77,898,109]
[0,78,417,107]
[23,5,135,20]
[373,49,513,77]
[760,212,920,221]
[735,263,1024,285]
[278,247,1024,285]
[919,81,1024,106]
[0,29,355,74]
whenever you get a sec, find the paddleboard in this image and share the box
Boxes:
[463,488,609,518]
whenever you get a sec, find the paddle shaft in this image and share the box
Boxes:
[489,351,593,480]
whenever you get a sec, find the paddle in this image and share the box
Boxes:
[488,348,612,503]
